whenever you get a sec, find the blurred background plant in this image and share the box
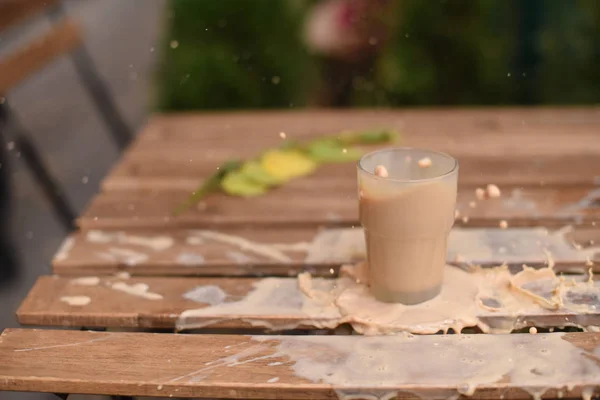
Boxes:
[158,0,600,110]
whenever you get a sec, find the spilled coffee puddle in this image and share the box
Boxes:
[247,333,600,400]
[177,263,600,335]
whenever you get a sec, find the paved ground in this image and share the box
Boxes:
[0,0,166,398]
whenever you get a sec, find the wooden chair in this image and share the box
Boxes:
[0,0,132,231]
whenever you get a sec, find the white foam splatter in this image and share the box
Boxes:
[60,296,91,306]
[556,188,600,217]
[183,286,227,305]
[110,282,163,300]
[305,227,599,265]
[251,333,600,399]
[176,263,600,335]
[186,236,205,245]
[96,247,149,265]
[187,231,292,263]
[226,251,255,264]
[177,278,340,331]
[86,230,173,251]
[70,277,100,286]
[501,188,541,217]
[176,252,205,265]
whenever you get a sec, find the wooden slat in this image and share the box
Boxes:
[17,275,316,330]
[53,227,317,276]
[17,275,600,331]
[78,185,600,229]
[1,329,600,399]
[104,153,600,191]
[0,0,59,33]
[52,227,600,276]
[0,19,81,93]
[102,109,600,190]
[115,109,600,150]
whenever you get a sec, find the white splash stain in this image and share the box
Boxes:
[53,237,75,262]
[176,252,205,265]
[14,335,114,352]
[176,263,600,335]
[96,247,149,265]
[225,251,256,264]
[70,276,100,286]
[326,212,342,221]
[187,230,292,263]
[556,188,600,217]
[114,271,131,280]
[582,387,596,400]
[86,230,174,251]
[251,333,600,400]
[60,296,91,306]
[183,286,227,305]
[110,282,163,300]
[186,236,205,245]
[305,229,365,263]
[267,377,279,383]
[271,242,312,252]
[177,278,339,331]
[268,361,283,366]
[447,226,599,265]
[96,252,118,262]
[163,342,273,384]
[500,188,541,217]
[305,227,599,265]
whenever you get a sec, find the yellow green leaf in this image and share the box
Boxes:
[221,170,267,197]
[306,141,362,163]
[338,130,401,145]
[261,149,317,179]
[172,160,241,216]
[240,161,284,186]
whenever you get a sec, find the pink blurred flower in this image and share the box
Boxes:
[303,0,390,61]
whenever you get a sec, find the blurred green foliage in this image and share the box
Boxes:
[157,0,600,110]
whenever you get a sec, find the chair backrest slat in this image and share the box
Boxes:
[0,0,60,33]
[0,19,82,94]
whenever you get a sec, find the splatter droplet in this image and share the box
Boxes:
[487,184,501,198]
[374,165,388,177]
[418,157,432,168]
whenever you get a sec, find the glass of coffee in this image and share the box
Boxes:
[357,147,458,304]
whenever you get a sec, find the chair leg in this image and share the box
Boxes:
[69,46,133,150]
[2,103,76,231]
[0,103,19,285]
[47,2,133,151]
[14,134,76,231]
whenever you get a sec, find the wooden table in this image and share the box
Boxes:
[2,108,600,399]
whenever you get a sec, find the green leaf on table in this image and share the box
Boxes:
[172,160,242,216]
[171,128,401,215]
[240,161,284,186]
[278,139,301,150]
[338,130,401,145]
[261,149,317,179]
[221,170,267,197]
[306,140,362,163]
